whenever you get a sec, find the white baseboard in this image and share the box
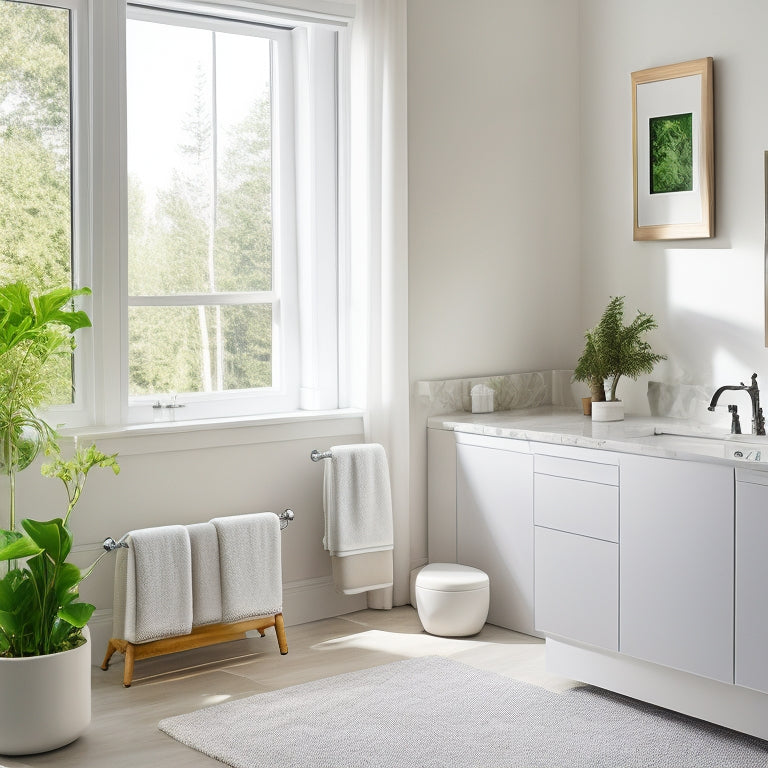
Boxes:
[281,575,368,626]
[88,575,367,667]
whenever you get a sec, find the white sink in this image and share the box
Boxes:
[640,431,768,463]
[723,439,768,462]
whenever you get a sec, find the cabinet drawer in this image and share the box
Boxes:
[535,454,618,485]
[534,474,618,541]
[534,526,618,651]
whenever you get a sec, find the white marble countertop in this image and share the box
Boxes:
[428,406,768,470]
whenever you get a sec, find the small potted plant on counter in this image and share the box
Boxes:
[573,295,666,421]
[0,282,120,755]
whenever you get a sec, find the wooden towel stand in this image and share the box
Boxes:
[101,612,288,687]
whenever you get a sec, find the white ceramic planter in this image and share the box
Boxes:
[0,626,91,756]
[591,400,624,422]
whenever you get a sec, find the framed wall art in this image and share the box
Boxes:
[764,151,768,347]
[632,57,714,241]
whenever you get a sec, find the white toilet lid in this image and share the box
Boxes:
[416,563,489,592]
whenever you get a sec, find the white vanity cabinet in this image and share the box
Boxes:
[455,433,535,635]
[735,469,768,694]
[533,448,619,651]
[427,411,768,740]
[619,454,734,683]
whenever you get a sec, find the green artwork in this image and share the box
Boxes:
[649,112,693,194]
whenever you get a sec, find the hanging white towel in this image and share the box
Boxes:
[186,522,223,627]
[126,525,193,644]
[323,443,394,557]
[211,513,282,624]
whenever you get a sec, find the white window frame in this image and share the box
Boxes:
[123,5,300,423]
[19,0,352,432]
[14,0,95,430]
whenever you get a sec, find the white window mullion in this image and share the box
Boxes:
[270,22,299,401]
[29,0,96,429]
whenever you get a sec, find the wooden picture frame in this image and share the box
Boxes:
[764,151,768,347]
[632,58,714,241]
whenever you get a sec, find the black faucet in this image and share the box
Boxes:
[708,373,766,436]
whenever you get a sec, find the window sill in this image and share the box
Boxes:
[58,409,366,456]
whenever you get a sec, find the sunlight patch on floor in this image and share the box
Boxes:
[312,628,489,656]
[199,694,234,706]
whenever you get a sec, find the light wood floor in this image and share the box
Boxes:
[0,607,576,768]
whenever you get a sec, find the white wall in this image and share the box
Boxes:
[407,0,583,566]
[580,0,768,420]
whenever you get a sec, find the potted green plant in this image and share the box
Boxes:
[0,282,120,755]
[573,295,666,421]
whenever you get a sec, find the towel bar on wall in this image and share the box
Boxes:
[277,509,294,530]
[105,511,295,552]
[311,449,333,462]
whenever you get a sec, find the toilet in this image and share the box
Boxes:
[414,563,490,637]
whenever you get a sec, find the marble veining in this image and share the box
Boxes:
[647,380,714,421]
[417,370,580,415]
[419,370,725,424]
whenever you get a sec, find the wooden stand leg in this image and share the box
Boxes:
[275,612,288,655]
[101,640,117,671]
[123,644,135,688]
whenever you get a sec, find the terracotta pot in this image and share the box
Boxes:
[0,626,90,755]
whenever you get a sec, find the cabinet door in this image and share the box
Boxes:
[534,526,618,650]
[735,478,768,693]
[456,440,535,635]
[620,454,734,683]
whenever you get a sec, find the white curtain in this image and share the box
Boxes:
[349,0,410,607]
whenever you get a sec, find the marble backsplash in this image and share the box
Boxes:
[417,370,582,415]
[647,380,716,422]
[417,371,719,423]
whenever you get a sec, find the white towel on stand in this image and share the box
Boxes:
[323,443,394,557]
[129,525,193,643]
[210,513,282,623]
[186,522,223,627]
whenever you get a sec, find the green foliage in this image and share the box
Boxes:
[0,10,122,658]
[573,331,608,402]
[0,283,119,660]
[573,296,666,402]
[650,113,693,195]
[0,2,71,286]
[41,442,120,525]
[0,282,92,529]
[0,283,118,657]
[1,2,73,406]
[127,79,274,396]
[0,443,119,657]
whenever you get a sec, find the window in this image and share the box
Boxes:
[0,0,88,409]
[126,7,301,420]
[0,0,347,428]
